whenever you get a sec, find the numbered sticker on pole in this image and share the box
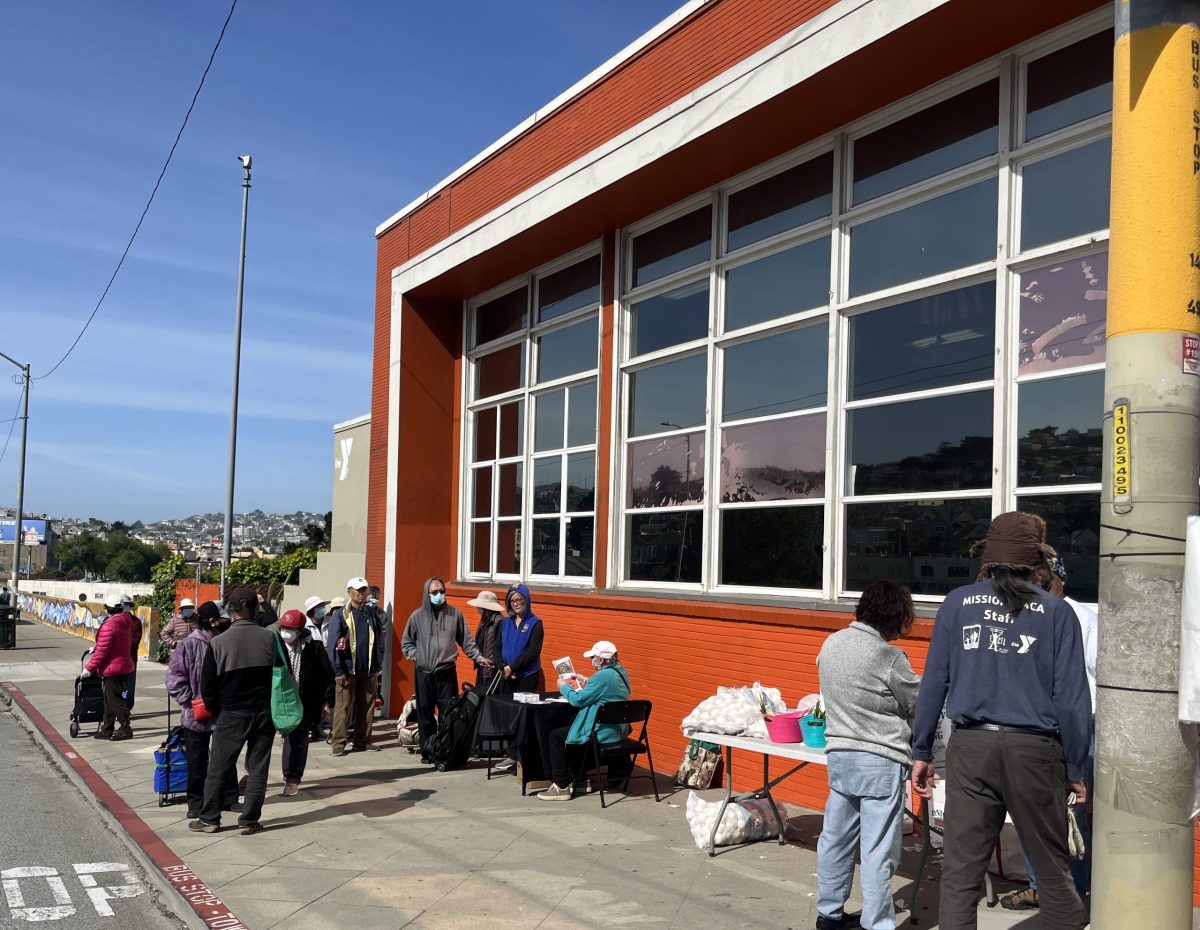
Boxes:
[1112,397,1132,514]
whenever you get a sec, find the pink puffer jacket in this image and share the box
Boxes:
[86,612,136,678]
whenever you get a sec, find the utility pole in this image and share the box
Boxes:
[221,154,252,598]
[1091,2,1200,927]
[0,353,29,599]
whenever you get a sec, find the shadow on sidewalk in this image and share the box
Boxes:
[268,785,437,828]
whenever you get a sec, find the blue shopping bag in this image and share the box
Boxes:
[154,730,187,794]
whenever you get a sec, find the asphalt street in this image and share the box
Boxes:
[0,708,188,930]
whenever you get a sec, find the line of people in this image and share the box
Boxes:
[813,511,1095,930]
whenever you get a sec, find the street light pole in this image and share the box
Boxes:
[0,352,29,599]
[221,154,252,598]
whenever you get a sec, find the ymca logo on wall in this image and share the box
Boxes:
[962,624,981,650]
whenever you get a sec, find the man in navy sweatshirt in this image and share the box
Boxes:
[911,512,1090,930]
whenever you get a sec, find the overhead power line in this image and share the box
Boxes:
[34,0,239,381]
[0,391,23,466]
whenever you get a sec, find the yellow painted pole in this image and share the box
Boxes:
[1093,2,1200,926]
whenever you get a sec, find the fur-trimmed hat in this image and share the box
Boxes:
[971,512,1056,587]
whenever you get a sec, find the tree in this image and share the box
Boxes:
[301,511,332,550]
[55,531,103,576]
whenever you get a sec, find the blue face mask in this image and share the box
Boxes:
[313,608,327,620]
[181,609,194,619]
[429,592,446,607]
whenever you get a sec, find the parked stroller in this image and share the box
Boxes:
[68,649,105,738]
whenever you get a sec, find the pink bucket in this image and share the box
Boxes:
[764,710,806,743]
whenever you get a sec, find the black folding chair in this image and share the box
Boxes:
[571,699,660,808]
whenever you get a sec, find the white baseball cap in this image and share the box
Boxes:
[346,576,369,591]
[304,595,330,615]
[121,593,134,605]
[103,593,124,609]
[180,598,195,608]
[583,640,618,660]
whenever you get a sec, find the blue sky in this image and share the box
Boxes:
[0,0,681,523]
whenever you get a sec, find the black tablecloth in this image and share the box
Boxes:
[479,692,577,783]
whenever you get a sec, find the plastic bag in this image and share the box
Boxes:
[685,790,787,849]
[681,682,786,737]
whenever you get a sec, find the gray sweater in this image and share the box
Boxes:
[816,621,921,766]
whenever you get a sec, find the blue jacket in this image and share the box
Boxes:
[501,583,543,680]
[559,662,632,745]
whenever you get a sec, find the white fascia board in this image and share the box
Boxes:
[333,413,371,432]
[375,0,711,238]
[386,0,947,311]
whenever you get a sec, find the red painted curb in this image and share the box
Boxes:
[2,680,252,930]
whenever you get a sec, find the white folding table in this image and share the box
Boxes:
[688,731,945,921]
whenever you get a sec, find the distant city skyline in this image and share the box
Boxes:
[0,1,683,522]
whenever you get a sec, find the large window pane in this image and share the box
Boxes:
[473,407,496,462]
[496,521,521,575]
[532,458,561,514]
[628,511,703,583]
[631,280,709,356]
[1026,30,1113,140]
[853,81,998,204]
[470,522,490,574]
[531,519,560,575]
[632,207,711,287]
[498,401,524,458]
[1017,492,1100,603]
[567,381,597,448]
[848,283,995,400]
[539,255,601,322]
[1018,371,1103,487]
[476,343,525,399]
[474,287,527,347]
[1019,252,1107,376]
[724,324,828,420]
[844,498,988,595]
[628,433,705,507]
[727,153,833,252]
[534,390,564,452]
[497,462,522,517]
[721,415,825,502]
[472,467,492,519]
[1021,139,1111,250]
[537,318,597,382]
[629,354,707,437]
[849,179,998,296]
[724,238,830,332]
[720,506,823,588]
[566,451,595,511]
[846,391,994,495]
[565,517,594,577]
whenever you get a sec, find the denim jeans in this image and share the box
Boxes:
[817,750,906,930]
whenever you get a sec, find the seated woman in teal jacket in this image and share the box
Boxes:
[539,640,630,801]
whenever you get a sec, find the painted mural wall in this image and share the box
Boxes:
[17,592,157,658]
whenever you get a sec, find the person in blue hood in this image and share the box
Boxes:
[491,582,545,774]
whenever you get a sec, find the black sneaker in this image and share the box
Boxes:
[110,729,132,742]
[332,746,349,757]
[815,913,861,930]
[238,822,264,836]
[94,730,114,740]
[188,820,220,834]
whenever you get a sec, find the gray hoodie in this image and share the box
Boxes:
[400,577,482,672]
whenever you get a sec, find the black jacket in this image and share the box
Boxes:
[281,634,335,729]
[326,604,386,677]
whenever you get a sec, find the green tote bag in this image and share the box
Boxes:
[271,635,304,736]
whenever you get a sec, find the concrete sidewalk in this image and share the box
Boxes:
[1,618,1062,930]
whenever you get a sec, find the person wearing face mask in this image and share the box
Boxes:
[161,598,197,653]
[276,610,335,795]
[491,583,545,774]
[467,590,505,690]
[401,576,489,763]
[540,641,632,801]
[326,577,387,756]
[303,596,331,646]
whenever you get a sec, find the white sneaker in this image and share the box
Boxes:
[492,757,517,773]
[539,783,572,801]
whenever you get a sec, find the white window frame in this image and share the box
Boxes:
[611,13,1113,605]
[461,242,603,585]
